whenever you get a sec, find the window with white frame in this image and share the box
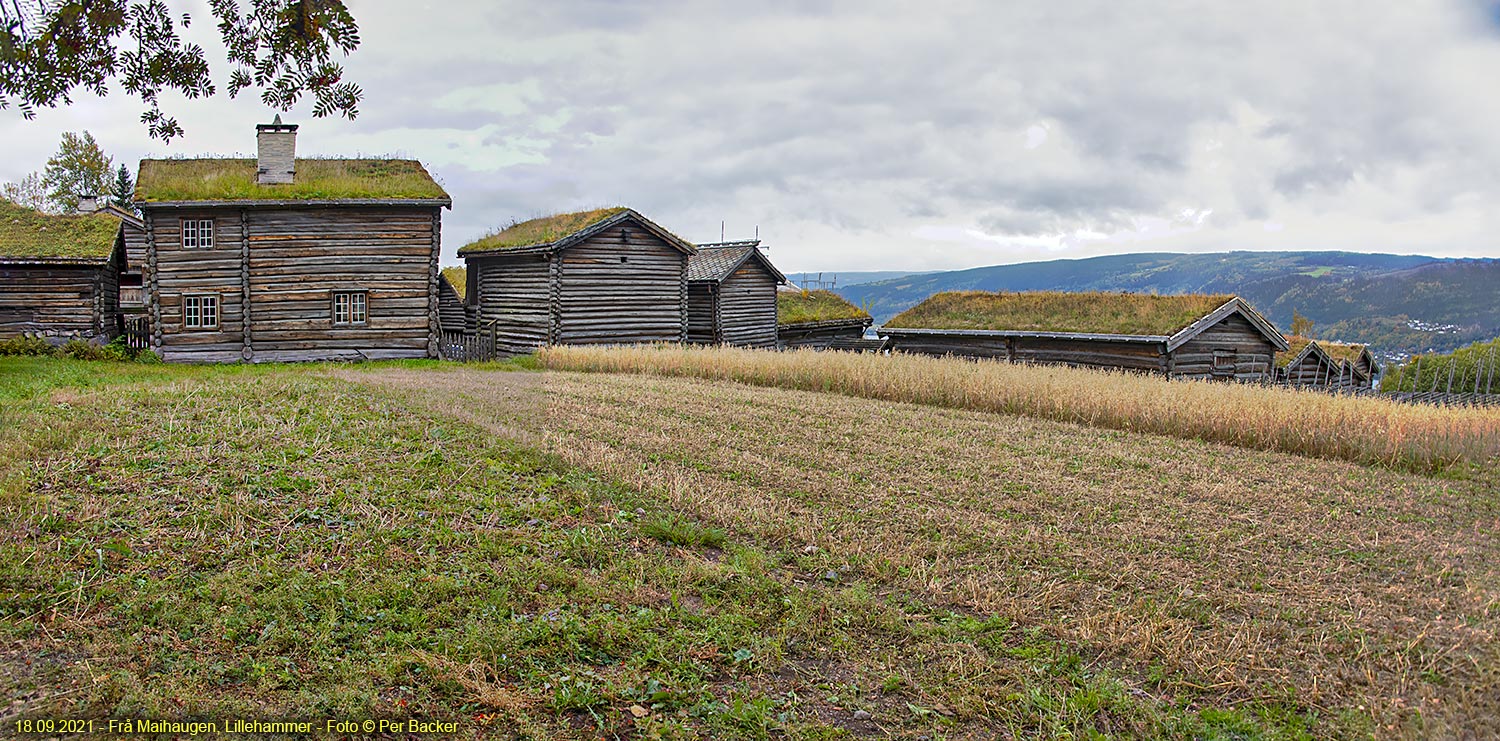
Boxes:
[184,295,219,330]
[333,291,368,325]
[181,219,215,248]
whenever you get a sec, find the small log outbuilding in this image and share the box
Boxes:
[686,240,785,348]
[776,289,873,349]
[133,118,451,363]
[883,291,1288,380]
[0,199,125,342]
[1277,336,1379,390]
[458,208,696,355]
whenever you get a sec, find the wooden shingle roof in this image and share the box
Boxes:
[687,241,786,284]
[459,207,695,257]
[0,199,120,264]
[134,158,450,205]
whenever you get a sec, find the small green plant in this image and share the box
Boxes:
[641,514,727,548]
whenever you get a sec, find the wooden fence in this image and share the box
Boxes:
[439,328,499,362]
[121,315,150,351]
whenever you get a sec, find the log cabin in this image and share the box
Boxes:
[0,198,125,342]
[686,240,785,348]
[133,118,451,363]
[1277,336,1379,390]
[457,208,695,355]
[882,291,1288,381]
[777,288,873,349]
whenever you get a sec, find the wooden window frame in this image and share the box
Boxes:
[183,294,220,330]
[1211,349,1236,374]
[181,218,215,249]
[332,290,368,326]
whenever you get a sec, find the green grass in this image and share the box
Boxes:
[0,359,1346,739]
[441,266,468,300]
[458,208,628,254]
[134,159,449,202]
[884,290,1235,335]
[776,290,870,326]
[0,197,120,260]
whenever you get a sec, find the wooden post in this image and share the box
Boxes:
[429,208,442,359]
[145,212,162,351]
[240,209,252,362]
[1446,361,1455,394]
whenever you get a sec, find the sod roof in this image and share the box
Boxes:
[777,289,871,326]
[441,266,467,301]
[1276,336,1372,369]
[0,198,120,262]
[884,291,1236,336]
[134,158,449,203]
[459,208,629,254]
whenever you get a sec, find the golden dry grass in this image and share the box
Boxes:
[359,365,1500,738]
[536,344,1500,473]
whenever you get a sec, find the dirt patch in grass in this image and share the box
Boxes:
[360,366,1500,739]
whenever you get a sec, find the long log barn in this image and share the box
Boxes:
[133,117,451,362]
[457,208,696,354]
[1277,336,1379,390]
[883,291,1288,381]
[686,240,785,348]
[0,198,126,342]
[776,289,873,349]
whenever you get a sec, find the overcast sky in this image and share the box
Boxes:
[7,1,1500,272]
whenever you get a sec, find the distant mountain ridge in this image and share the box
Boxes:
[835,251,1500,356]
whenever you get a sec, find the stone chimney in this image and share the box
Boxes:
[256,114,298,185]
[76,194,101,212]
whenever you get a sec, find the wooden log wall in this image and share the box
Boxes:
[0,263,112,339]
[145,205,439,363]
[121,221,148,274]
[780,319,871,349]
[437,275,467,334]
[1169,313,1278,381]
[470,252,552,355]
[886,331,1164,371]
[716,263,778,349]
[686,282,717,344]
[555,228,686,345]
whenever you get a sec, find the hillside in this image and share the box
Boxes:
[5,356,1497,738]
[838,251,1497,355]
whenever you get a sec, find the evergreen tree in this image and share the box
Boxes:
[113,164,135,209]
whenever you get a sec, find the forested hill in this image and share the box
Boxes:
[836,251,1500,356]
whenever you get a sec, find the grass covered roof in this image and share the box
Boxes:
[778,289,871,326]
[135,158,449,203]
[0,198,120,262]
[1277,336,1371,369]
[459,208,629,254]
[885,291,1235,336]
[441,266,467,300]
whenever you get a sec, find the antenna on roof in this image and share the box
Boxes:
[756,225,764,249]
[721,220,725,243]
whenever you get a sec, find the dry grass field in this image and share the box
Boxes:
[4,354,1498,739]
[537,344,1500,475]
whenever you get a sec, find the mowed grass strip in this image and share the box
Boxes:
[362,366,1500,740]
[537,344,1500,474]
[2,358,1287,740]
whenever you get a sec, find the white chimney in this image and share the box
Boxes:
[256,114,298,185]
[76,194,100,212]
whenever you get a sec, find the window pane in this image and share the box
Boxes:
[334,293,348,323]
[200,220,214,248]
[185,296,199,327]
[182,220,196,248]
[204,297,217,327]
[351,293,367,323]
